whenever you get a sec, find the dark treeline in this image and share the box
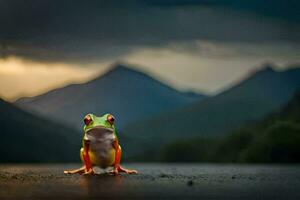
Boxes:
[162,92,300,163]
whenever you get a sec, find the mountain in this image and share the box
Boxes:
[122,64,300,160]
[162,91,300,163]
[0,98,80,162]
[15,63,206,129]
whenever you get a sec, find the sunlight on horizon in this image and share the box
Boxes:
[0,56,110,101]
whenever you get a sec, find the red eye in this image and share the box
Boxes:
[84,115,92,125]
[107,115,115,125]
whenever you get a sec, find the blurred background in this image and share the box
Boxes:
[0,0,299,163]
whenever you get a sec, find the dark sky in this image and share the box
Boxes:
[0,0,299,100]
[0,0,299,63]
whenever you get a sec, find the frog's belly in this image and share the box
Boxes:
[89,147,115,168]
[85,127,116,168]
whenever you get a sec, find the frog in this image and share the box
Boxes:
[64,113,137,175]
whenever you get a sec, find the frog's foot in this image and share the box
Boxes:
[64,166,85,175]
[83,168,94,175]
[109,166,138,175]
[118,166,138,174]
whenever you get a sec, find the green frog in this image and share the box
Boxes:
[64,113,137,175]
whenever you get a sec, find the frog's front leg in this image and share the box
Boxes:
[109,141,138,175]
[64,145,94,175]
[81,140,94,175]
[64,148,86,174]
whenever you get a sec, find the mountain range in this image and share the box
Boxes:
[121,64,300,160]
[0,98,80,162]
[16,63,206,129]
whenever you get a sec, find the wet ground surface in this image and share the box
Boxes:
[0,163,300,199]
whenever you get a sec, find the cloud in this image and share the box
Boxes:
[164,40,300,60]
[0,0,299,63]
[146,0,300,22]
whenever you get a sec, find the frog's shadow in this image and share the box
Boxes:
[80,170,125,194]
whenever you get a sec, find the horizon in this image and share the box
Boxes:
[1,58,299,102]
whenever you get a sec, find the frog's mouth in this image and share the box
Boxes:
[85,126,114,141]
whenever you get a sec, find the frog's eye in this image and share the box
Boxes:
[107,114,115,125]
[84,115,92,125]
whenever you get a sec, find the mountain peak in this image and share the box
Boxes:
[89,62,142,83]
[109,62,135,73]
[258,62,277,73]
[94,62,158,83]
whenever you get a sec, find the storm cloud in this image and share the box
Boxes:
[0,0,299,63]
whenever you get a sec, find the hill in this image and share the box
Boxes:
[0,98,80,162]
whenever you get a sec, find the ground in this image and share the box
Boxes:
[0,164,300,199]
